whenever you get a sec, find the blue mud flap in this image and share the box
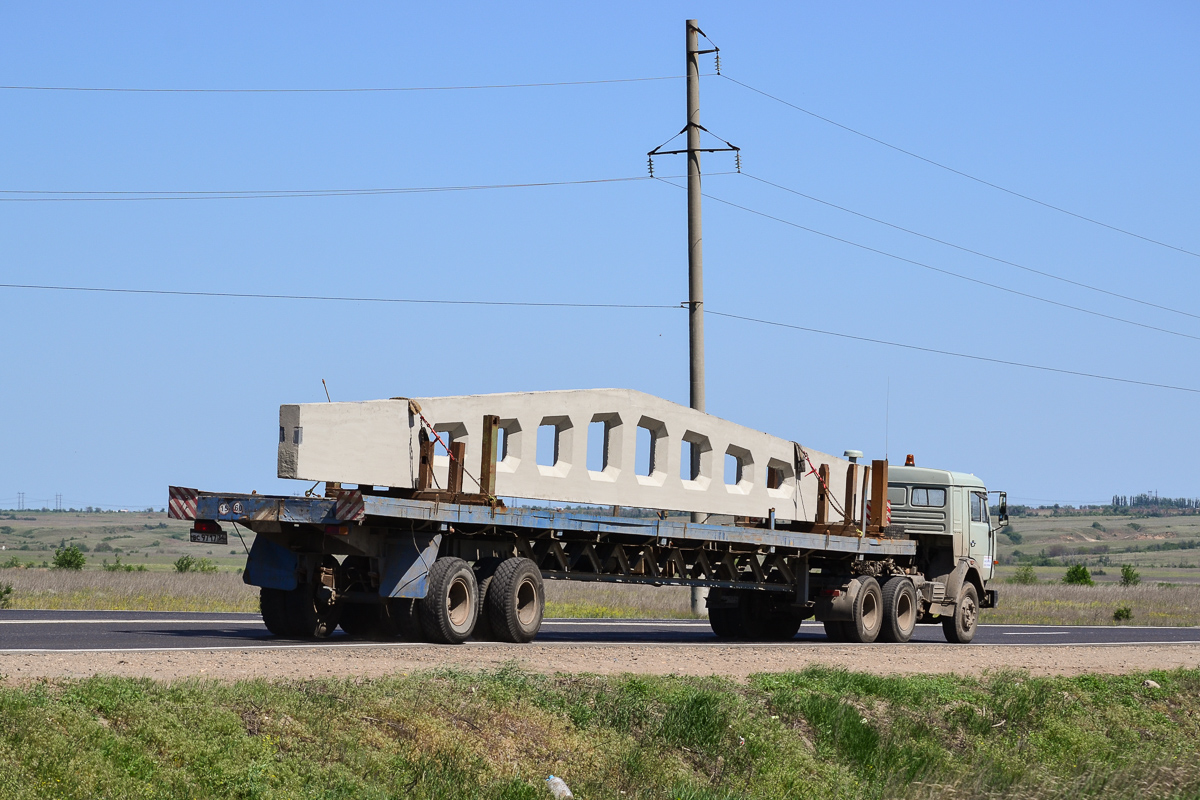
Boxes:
[380,534,442,599]
[243,536,299,591]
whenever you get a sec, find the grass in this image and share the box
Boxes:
[0,666,1197,799]
[544,581,697,619]
[981,583,1200,627]
[0,568,258,612]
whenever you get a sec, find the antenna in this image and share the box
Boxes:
[322,379,332,403]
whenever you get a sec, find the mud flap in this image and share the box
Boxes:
[243,536,299,591]
[380,534,442,599]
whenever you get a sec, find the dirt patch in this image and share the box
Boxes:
[3,642,1199,684]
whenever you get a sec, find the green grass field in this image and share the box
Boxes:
[0,666,1195,799]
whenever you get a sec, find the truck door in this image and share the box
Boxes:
[969,490,992,577]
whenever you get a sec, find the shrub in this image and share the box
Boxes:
[1091,521,1107,532]
[1001,527,1023,544]
[1007,565,1038,585]
[0,582,11,608]
[1113,605,1132,622]
[93,542,114,552]
[175,555,218,574]
[1120,564,1141,587]
[51,545,86,571]
[1,555,22,569]
[1063,564,1095,586]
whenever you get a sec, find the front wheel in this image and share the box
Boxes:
[943,584,979,643]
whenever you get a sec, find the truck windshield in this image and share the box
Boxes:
[911,488,945,507]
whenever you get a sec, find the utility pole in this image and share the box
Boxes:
[647,20,737,618]
[17,492,24,512]
[686,18,705,417]
[685,19,707,618]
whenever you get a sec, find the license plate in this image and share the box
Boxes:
[190,531,228,545]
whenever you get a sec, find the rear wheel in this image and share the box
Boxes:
[419,557,478,644]
[823,620,849,642]
[486,557,544,643]
[845,577,883,644]
[708,607,740,638]
[339,556,381,638]
[472,557,504,641]
[879,577,918,643]
[260,587,299,637]
[762,612,803,641]
[943,584,979,644]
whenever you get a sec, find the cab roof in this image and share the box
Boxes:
[888,465,986,490]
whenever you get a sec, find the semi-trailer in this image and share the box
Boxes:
[169,388,1003,644]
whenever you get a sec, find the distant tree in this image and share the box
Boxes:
[1063,564,1095,586]
[51,545,86,571]
[1120,564,1141,587]
[1001,527,1023,544]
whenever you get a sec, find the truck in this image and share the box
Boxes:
[169,388,1004,644]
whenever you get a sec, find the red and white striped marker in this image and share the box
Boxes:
[865,500,891,527]
[335,490,365,522]
[167,486,199,520]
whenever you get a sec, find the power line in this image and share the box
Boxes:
[0,283,677,310]
[0,175,672,202]
[656,178,1200,343]
[0,75,689,93]
[2,281,1193,396]
[706,309,1200,395]
[741,172,1200,323]
[722,73,1200,261]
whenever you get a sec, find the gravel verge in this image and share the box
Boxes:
[3,641,1200,684]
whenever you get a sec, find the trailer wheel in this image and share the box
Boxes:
[339,556,381,639]
[486,557,544,643]
[942,583,979,644]
[291,555,343,638]
[878,577,918,643]
[708,607,739,638]
[260,587,299,637]
[382,597,425,642]
[845,577,883,643]
[762,612,803,641]
[419,557,479,644]
[823,621,849,642]
[472,557,504,641]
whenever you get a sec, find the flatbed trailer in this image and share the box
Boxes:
[170,388,1000,644]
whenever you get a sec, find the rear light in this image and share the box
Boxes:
[820,589,842,598]
[325,524,350,536]
[191,520,222,534]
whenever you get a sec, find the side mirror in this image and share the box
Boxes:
[998,492,1008,527]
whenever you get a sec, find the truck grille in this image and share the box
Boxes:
[890,508,947,534]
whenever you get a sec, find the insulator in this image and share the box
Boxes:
[647,156,654,177]
[735,151,742,173]
[715,53,722,75]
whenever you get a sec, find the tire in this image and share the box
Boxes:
[382,597,425,642]
[823,620,849,642]
[472,557,504,641]
[260,587,299,637]
[736,592,769,640]
[879,577,918,644]
[338,602,381,638]
[486,557,544,643]
[943,583,979,644]
[762,610,803,641]
[419,557,479,644]
[708,607,740,638]
[845,577,883,644]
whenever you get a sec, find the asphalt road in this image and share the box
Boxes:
[1,610,1199,652]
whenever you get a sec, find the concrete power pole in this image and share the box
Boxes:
[686,19,707,617]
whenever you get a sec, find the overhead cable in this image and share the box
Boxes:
[742,172,1200,323]
[0,175,672,202]
[1,281,1194,395]
[0,282,676,310]
[705,309,1200,395]
[656,179,1200,343]
[723,73,1200,261]
[0,75,689,93]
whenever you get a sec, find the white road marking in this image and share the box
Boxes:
[1001,631,1070,636]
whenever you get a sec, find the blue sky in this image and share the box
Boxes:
[1,2,1197,509]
